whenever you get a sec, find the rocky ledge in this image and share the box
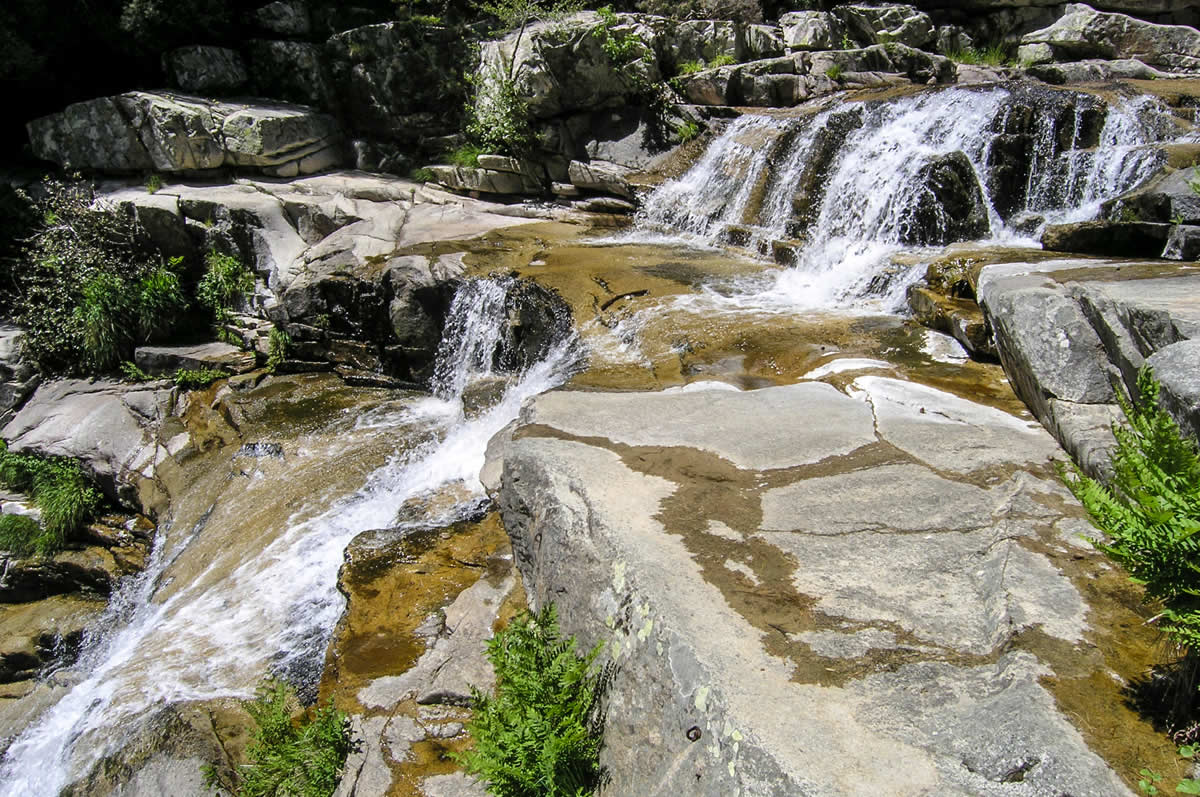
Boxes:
[485,377,1155,795]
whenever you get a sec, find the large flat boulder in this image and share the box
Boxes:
[1020,3,1200,72]
[27,92,344,177]
[489,379,1137,795]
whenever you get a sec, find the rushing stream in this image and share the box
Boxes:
[2,82,1187,795]
[0,280,581,796]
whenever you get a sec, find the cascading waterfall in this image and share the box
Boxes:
[637,85,1180,312]
[0,277,581,797]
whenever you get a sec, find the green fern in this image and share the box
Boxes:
[1061,368,1200,651]
[458,604,612,797]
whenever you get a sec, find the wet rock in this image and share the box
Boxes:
[900,151,990,245]
[28,92,344,176]
[906,285,996,357]
[162,46,248,94]
[0,545,141,603]
[0,595,105,682]
[1103,166,1200,225]
[2,379,173,512]
[1020,4,1200,73]
[1041,220,1174,257]
[489,379,1125,795]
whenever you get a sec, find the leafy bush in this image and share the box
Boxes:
[173,368,227,390]
[411,166,437,182]
[15,178,183,374]
[0,440,102,556]
[447,143,485,167]
[120,361,153,382]
[208,680,354,797]
[825,63,844,80]
[1062,368,1200,652]
[465,69,536,158]
[145,174,162,194]
[458,604,612,797]
[709,53,735,67]
[198,251,254,324]
[947,44,1015,67]
[677,59,705,75]
[266,328,292,372]
[676,120,700,142]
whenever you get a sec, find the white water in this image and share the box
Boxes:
[0,278,581,796]
[636,86,1178,313]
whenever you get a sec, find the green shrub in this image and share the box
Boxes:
[948,43,1015,67]
[447,143,485,168]
[677,59,705,75]
[266,328,292,372]
[145,174,162,194]
[457,604,612,797]
[825,63,844,80]
[136,262,187,340]
[198,250,254,324]
[0,440,102,556]
[676,120,700,143]
[411,166,437,182]
[1062,368,1200,652]
[465,69,535,158]
[208,680,353,797]
[709,53,735,67]
[120,361,152,382]
[16,177,175,374]
[173,368,227,390]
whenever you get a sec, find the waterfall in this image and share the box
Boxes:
[637,85,1179,312]
[0,278,581,796]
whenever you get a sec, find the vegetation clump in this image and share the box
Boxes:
[205,679,354,797]
[173,368,228,390]
[0,440,102,557]
[458,603,612,797]
[14,178,188,374]
[266,328,292,372]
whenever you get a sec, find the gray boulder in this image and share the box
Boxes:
[1103,166,1200,225]
[162,46,248,94]
[780,11,841,51]
[479,12,660,120]
[1041,220,1174,257]
[568,159,635,199]
[0,325,39,428]
[133,343,257,376]
[1,379,174,512]
[1020,3,1200,72]
[837,3,936,50]
[658,18,740,69]
[254,0,311,36]
[1162,223,1200,259]
[1147,339,1200,440]
[247,40,331,109]
[28,92,344,177]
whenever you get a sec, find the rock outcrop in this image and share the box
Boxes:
[1020,3,1200,72]
[488,379,1140,795]
[27,92,344,177]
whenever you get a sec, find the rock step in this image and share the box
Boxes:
[134,342,257,376]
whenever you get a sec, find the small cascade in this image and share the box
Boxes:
[636,85,1181,311]
[0,277,581,796]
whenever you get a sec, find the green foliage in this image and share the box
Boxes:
[120,361,152,382]
[16,178,181,374]
[1061,369,1200,652]
[266,329,292,372]
[595,6,643,66]
[677,59,705,75]
[0,440,102,556]
[210,680,354,797]
[675,120,700,143]
[198,251,254,324]
[465,69,535,157]
[1142,766,1165,795]
[825,63,845,80]
[145,174,162,195]
[447,143,485,167]
[173,368,228,390]
[457,604,612,797]
[709,53,735,67]
[948,44,1016,67]
[0,513,43,558]
[411,166,437,182]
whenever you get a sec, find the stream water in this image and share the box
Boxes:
[1,82,1189,794]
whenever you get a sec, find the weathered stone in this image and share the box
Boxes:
[27,92,344,176]
[899,151,990,245]
[1104,166,1200,224]
[1163,223,1200,259]
[836,3,936,50]
[1021,3,1200,72]
[2,380,173,512]
[906,285,996,357]
[247,40,331,109]
[1147,339,1200,440]
[780,11,840,51]
[162,46,248,94]
[1041,220,1174,257]
[0,545,140,602]
[478,12,660,120]
[490,379,1129,795]
[133,343,257,376]
[428,166,542,196]
[1026,57,1175,83]
[568,159,634,199]
[0,325,39,427]
[658,19,740,69]
[0,595,105,681]
[255,0,311,36]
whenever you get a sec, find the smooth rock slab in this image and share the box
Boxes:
[491,381,1131,795]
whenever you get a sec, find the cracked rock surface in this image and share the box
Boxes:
[489,376,1146,795]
